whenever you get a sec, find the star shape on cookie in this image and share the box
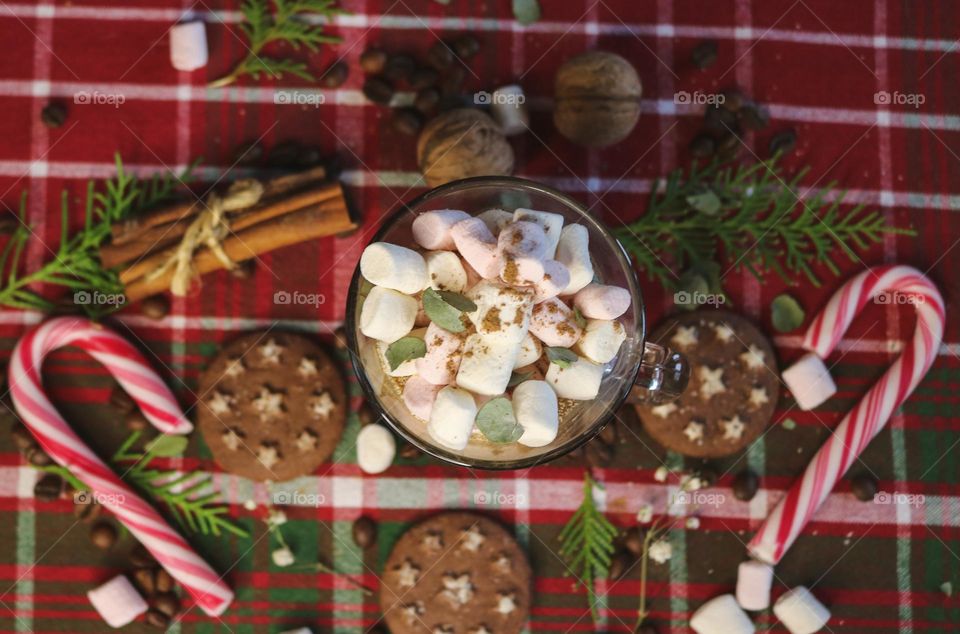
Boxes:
[394,559,420,588]
[401,601,424,624]
[221,428,243,451]
[421,531,444,551]
[310,391,335,419]
[253,386,285,419]
[441,573,474,607]
[496,592,517,615]
[432,627,454,634]
[493,552,512,573]
[721,415,746,441]
[698,366,725,399]
[671,325,698,349]
[298,357,318,378]
[749,386,770,408]
[459,525,486,552]
[224,357,245,378]
[256,444,280,469]
[650,402,678,418]
[740,344,767,370]
[471,627,493,634]
[683,421,705,444]
[259,338,284,365]
[207,390,235,416]
[713,322,735,343]
[296,429,319,452]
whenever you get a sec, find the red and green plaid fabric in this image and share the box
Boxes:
[1,0,960,632]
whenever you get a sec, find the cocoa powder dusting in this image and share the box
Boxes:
[482,307,502,332]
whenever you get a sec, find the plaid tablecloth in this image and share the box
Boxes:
[1,0,960,632]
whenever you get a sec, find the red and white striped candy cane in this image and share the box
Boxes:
[748,265,944,564]
[8,317,234,616]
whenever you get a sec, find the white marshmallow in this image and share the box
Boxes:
[360,286,418,343]
[691,594,755,634]
[773,586,830,634]
[532,260,571,303]
[451,217,500,279]
[490,85,530,136]
[412,209,470,250]
[513,380,559,447]
[477,208,514,235]
[529,297,583,347]
[356,424,396,474]
[360,242,428,294]
[424,250,468,292]
[545,355,604,400]
[577,319,627,364]
[87,575,149,628]
[514,332,542,368]
[416,322,466,385]
[556,224,594,295]
[513,208,565,258]
[782,353,837,411]
[427,386,477,450]
[736,560,774,611]
[466,280,534,345]
[498,220,549,286]
[403,375,444,421]
[376,327,426,377]
[279,629,314,634]
[456,333,522,396]
[574,283,632,319]
[169,21,208,72]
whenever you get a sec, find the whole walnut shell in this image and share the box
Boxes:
[554,51,642,148]
[416,109,514,187]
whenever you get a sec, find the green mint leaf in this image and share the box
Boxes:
[145,434,189,457]
[771,293,805,332]
[475,397,524,443]
[422,287,467,333]
[781,418,797,430]
[507,370,534,388]
[573,307,587,329]
[385,336,426,371]
[512,0,541,24]
[546,346,578,369]
[436,290,477,313]
[686,190,721,215]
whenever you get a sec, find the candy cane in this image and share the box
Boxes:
[748,265,944,564]
[8,317,233,616]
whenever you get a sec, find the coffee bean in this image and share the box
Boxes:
[34,474,63,502]
[440,66,466,96]
[399,442,421,459]
[26,446,52,467]
[411,67,439,91]
[414,87,441,114]
[110,385,136,414]
[732,469,759,502]
[321,61,349,88]
[452,35,480,59]
[769,129,797,156]
[360,49,388,74]
[392,107,423,136]
[738,104,769,130]
[689,134,716,158]
[90,521,117,549]
[40,102,67,128]
[717,130,741,153]
[230,259,256,280]
[131,544,155,568]
[691,40,718,69]
[133,567,156,594]
[352,515,378,548]
[363,77,394,105]
[720,88,746,112]
[427,42,455,70]
[145,608,170,628]
[141,295,170,321]
[607,549,633,580]
[155,568,174,593]
[384,55,415,83]
[126,410,148,431]
[11,421,35,451]
[850,473,878,502]
[623,526,644,557]
[704,104,738,135]
[357,402,377,426]
[152,592,181,617]
[598,421,618,446]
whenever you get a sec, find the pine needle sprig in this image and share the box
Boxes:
[210,0,344,88]
[558,472,618,624]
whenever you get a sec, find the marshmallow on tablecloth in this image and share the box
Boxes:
[545,355,604,400]
[514,332,542,368]
[428,386,477,450]
[556,224,594,295]
[357,424,396,474]
[412,209,470,250]
[377,327,426,377]
[781,352,837,411]
[530,297,583,347]
[87,575,149,628]
[416,322,466,385]
[577,319,626,364]
[532,260,571,303]
[477,208,514,235]
[736,560,774,611]
[498,220,549,286]
[451,217,501,279]
[425,250,468,292]
[169,21,208,71]
[574,283,631,319]
[360,242,428,294]
[466,280,534,344]
[513,208,564,258]
[456,333,522,395]
[403,375,444,421]
[513,380,559,447]
[773,586,830,634]
[690,594,755,634]
[360,286,418,343]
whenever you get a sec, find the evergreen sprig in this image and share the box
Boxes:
[558,472,618,624]
[209,0,344,88]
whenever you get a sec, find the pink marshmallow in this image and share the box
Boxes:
[574,283,631,319]
[532,260,571,303]
[498,221,548,286]
[412,209,470,250]
[415,322,466,385]
[529,297,583,347]
[87,575,149,628]
[403,375,444,420]
[451,217,500,279]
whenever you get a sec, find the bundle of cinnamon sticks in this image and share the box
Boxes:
[102,166,358,302]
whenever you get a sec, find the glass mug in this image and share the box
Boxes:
[345,177,689,469]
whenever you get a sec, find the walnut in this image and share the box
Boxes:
[554,51,642,147]
[416,109,514,187]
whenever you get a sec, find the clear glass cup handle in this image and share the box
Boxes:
[628,342,690,405]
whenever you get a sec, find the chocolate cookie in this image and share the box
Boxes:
[197,332,346,481]
[635,310,779,458]
[380,512,531,634]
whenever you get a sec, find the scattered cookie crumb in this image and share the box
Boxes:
[654,466,669,482]
[686,516,701,530]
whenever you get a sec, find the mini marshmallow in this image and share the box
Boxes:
[490,85,530,136]
[87,575,149,628]
[428,386,477,450]
[736,560,775,611]
[529,297,583,347]
[556,224,594,295]
[456,333,522,395]
[466,280,534,345]
[690,594,755,634]
[545,355,604,400]
[532,260,571,303]
[170,21,208,71]
[574,283,632,319]
[360,242,428,294]
[377,327,426,377]
[412,209,470,250]
[498,220,549,286]
[279,629,314,634]
[773,586,830,634]
[403,375,444,421]
[782,352,837,411]
[514,332,542,368]
[425,250,468,292]
[478,208,514,235]
[451,217,501,279]
[513,208,565,258]
[577,319,627,364]
[360,286,418,343]
[416,322,465,385]
[356,424,396,474]
[513,380,559,447]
